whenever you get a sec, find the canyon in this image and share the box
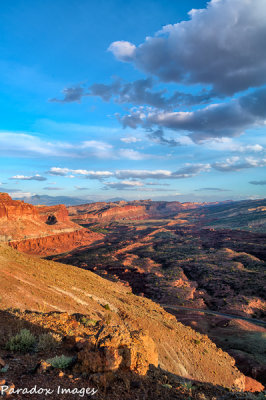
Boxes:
[0,192,265,398]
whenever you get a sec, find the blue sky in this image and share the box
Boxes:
[0,0,266,202]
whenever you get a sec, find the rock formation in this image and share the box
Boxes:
[9,228,103,256]
[0,193,103,255]
[0,193,39,220]
[76,325,158,375]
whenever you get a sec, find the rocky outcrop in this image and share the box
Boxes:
[0,193,104,255]
[76,325,158,375]
[244,376,264,392]
[37,204,70,224]
[9,228,103,256]
[0,193,39,220]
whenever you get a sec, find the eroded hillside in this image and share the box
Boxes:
[0,244,256,392]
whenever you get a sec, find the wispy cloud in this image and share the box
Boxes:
[0,131,151,160]
[10,174,47,181]
[194,188,230,192]
[43,186,63,191]
[120,136,141,144]
[249,180,266,185]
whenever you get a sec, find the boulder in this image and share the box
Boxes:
[76,325,158,376]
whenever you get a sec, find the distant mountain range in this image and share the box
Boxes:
[14,194,128,206]
[15,194,92,206]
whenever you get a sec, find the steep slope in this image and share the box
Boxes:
[0,243,251,391]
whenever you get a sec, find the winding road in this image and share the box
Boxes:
[161,304,266,327]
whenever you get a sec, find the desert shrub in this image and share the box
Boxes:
[103,303,110,311]
[46,355,73,369]
[6,329,36,353]
[80,317,97,327]
[37,333,62,352]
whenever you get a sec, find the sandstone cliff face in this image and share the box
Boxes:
[0,193,104,255]
[92,205,148,221]
[0,193,39,220]
[9,228,104,256]
[68,200,211,223]
[37,204,70,223]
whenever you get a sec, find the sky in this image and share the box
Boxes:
[0,0,266,203]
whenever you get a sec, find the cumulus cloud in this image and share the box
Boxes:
[48,164,210,182]
[212,156,266,171]
[249,180,266,185]
[116,164,210,179]
[108,41,136,62]
[115,169,172,180]
[120,87,266,142]
[109,0,266,95]
[48,167,114,179]
[10,174,47,181]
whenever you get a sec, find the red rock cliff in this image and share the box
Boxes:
[0,193,104,256]
[37,204,70,223]
[9,228,104,256]
[0,193,39,220]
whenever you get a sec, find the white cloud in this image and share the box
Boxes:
[239,144,264,153]
[212,156,266,171]
[109,0,266,95]
[108,41,136,62]
[48,164,210,182]
[10,174,47,181]
[104,180,144,190]
[0,131,151,160]
[118,149,150,160]
[120,136,141,144]
[48,167,114,179]
[115,169,172,179]
[8,191,34,198]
